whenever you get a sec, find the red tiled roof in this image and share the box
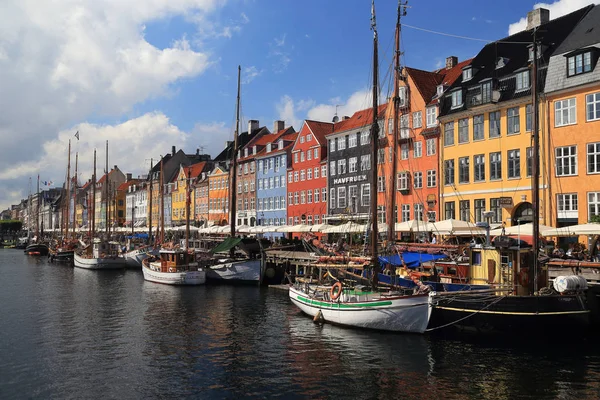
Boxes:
[184,161,208,179]
[405,67,444,103]
[97,168,119,184]
[305,120,334,144]
[253,128,297,158]
[117,180,140,191]
[329,103,388,135]
[437,58,473,86]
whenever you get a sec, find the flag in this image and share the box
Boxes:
[74,131,79,140]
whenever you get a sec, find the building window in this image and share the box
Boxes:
[378,148,385,164]
[322,165,327,177]
[515,70,530,91]
[413,172,423,189]
[555,98,576,127]
[567,51,592,77]
[322,188,327,202]
[400,115,410,139]
[589,192,600,220]
[349,133,358,148]
[288,172,293,183]
[455,118,468,144]
[587,93,600,121]
[507,107,520,134]
[481,81,492,103]
[360,131,370,145]
[555,145,577,176]
[314,148,318,159]
[507,149,521,178]
[462,67,472,81]
[427,170,436,187]
[300,152,305,162]
[459,200,470,222]
[360,154,371,171]
[474,154,485,182]
[451,90,462,108]
[474,199,486,222]
[401,144,409,160]
[314,167,319,179]
[526,104,533,132]
[490,152,502,180]
[588,142,600,174]
[458,157,470,184]
[314,188,320,203]
[348,186,358,212]
[398,172,408,191]
[402,204,410,222]
[361,184,370,206]
[399,87,407,107]
[444,122,454,146]
[307,190,312,204]
[387,118,394,135]
[444,202,455,220]
[489,111,500,138]
[426,107,437,127]
[377,176,386,192]
[338,159,346,174]
[413,111,422,128]
[337,187,346,209]
[414,203,424,221]
[349,157,357,173]
[288,192,293,206]
[337,136,346,150]
[329,139,336,152]
[472,114,484,141]
[307,150,312,161]
[526,147,533,177]
[294,172,299,182]
[426,138,436,156]
[329,188,335,209]
[414,141,422,158]
[300,135,305,144]
[329,161,336,176]
[444,159,455,185]
[557,193,578,219]
[307,168,312,180]
[490,198,501,223]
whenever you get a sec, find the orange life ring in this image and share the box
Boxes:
[330,282,343,301]
[518,269,529,287]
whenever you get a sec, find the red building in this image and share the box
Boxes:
[287,120,333,238]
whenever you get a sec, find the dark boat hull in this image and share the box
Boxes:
[429,293,590,334]
[49,250,74,264]
[24,244,49,256]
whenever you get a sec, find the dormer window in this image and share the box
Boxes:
[567,51,593,77]
[436,85,445,97]
[496,57,509,69]
[515,70,530,91]
[399,87,407,107]
[451,90,463,108]
[244,148,248,157]
[266,143,272,153]
[253,145,257,155]
[279,139,284,149]
[462,67,472,81]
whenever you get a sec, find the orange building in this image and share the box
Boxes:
[208,164,230,225]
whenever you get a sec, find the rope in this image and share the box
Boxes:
[425,294,506,332]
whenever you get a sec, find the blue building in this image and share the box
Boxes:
[255,127,296,239]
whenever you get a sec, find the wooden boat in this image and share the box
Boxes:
[123,245,153,268]
[24,243,49,256]
[141,248,205,285]
[73,239,127,270]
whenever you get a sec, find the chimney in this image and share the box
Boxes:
[248,119,259,133]
[196,148,200,155]
[273,120,285,133]
[343,116,350,120]
[445,56,458,70]
[126,173,132,181]
[526,8,549,31]
[171,146,176,156]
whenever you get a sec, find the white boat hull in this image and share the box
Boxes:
[288,285,431,333]
[205,259,262,283]
[142,263,206,285]
[73,253,128,270]
[123,248,151,268]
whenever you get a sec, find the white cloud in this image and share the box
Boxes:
[0,0,229,210]
[508,0,598,35]
[269,33,291,73]
[242,66,263,84]
[241,12,250,23]
[274,33,287,47]
[276,95,303,131]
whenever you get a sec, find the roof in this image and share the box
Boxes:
[97,167,120,184]
[305,120,334,144]
[117,180,140,191]
[405,67,444,103]
[553,5,600,55]
[254,128,298,158]
[436,58,473,87]
[214,126,267,162]
[328,103,388,136]
[183,161,208,179]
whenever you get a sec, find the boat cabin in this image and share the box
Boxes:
[92,240,121,259]
[157,250,195,272]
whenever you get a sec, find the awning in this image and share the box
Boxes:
[211,237,243,253]
[378,252,446,268]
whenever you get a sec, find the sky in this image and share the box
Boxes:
[0,0,596,211]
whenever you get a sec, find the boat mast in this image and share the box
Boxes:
[65,140,71,240]
[148,158,153,245]
[160,157,165,244]
[105,140,109,238]
[370,0,380,288]
[388,1,404,243]
[186,165,192,250]
[74,152,78,240]
[531,29,540,294]
[36,174,40,240]
[229,65,241,256]
[92,149,96,238]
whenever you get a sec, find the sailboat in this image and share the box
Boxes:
[141,164,206,285]
[204,65,265,284]
[288,1,432,333]
[428,29,590,333]
[25,175,49,256]
[74,141,127,269]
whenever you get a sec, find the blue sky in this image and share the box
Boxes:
[0,0,593,210]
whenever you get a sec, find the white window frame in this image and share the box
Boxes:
[426,107,437,127]
[426,138,436,156]
[413,172,423,189]
[587,92,600,122]
[555,98,577,127]
[427,170,436,188]
[557,193,578,219]
[413,111,422,129]
[414,141,422,158]
[588,142,600,174]
[515,70,530,91]
[555,145,577,176]
[397,172,408,191]
[589,192,600,220]
[337,187,347,209]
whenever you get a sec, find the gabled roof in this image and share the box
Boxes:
[214,126,268,162]
[327,103,388,136]
[254,128,297,158]
[553,5,600,55]
[97,167,120,184]
[305,120,334,144]
[117,179,140,191]
[183,161,209,180]
[405,67,445,104]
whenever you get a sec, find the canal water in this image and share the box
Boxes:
[1,250,599,399]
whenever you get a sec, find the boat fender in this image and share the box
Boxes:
[313,310,324,323]
[518,269,529,287]
[330,282,343,301]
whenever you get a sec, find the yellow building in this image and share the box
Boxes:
[171,162,209,225]
[438,8,590,227]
